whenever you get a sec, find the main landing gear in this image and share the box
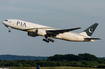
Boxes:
[43,37,55,43]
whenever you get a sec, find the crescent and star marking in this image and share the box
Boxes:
[89,28,93,33]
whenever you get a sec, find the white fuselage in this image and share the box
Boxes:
[2,19,91,42]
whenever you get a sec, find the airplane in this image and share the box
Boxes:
[2,19,101,43]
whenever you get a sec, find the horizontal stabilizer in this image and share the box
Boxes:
[84,38,101,40]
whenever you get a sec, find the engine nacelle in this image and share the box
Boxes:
[28,30,38,37]
[28,29,46,37]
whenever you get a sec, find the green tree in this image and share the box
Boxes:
[17,63,23,67]
[78,53,98,61]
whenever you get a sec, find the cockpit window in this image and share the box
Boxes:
[5,20,8,21]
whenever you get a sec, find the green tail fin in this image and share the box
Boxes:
[84,23,98,36]
[80,23,98,37]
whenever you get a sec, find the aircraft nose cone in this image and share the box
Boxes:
[2,21,5,24]
[2,21,7,26]
[2,21,7,24]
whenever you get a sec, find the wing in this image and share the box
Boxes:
[22,28,55,31]
[46,27,81,37]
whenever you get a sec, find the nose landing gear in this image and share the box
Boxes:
[8,27,11,32]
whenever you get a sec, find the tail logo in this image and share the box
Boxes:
[89,28,93,33]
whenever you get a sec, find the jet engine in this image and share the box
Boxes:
[27,29,46,37]
[28,32,37,37]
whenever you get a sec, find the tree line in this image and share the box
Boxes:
[0,53,105,68]
[0,54,47,60]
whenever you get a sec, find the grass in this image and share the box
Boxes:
[9,66,104,69]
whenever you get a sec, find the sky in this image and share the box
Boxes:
[0,0,105,57]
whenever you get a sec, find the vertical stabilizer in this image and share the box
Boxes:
[80,23,98,37]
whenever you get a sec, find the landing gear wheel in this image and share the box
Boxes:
[43,39,49,43]
[51,40,54,42]
[46,40,49,43]
[48,39,51,41]
[48,39,55,42]
[43,39,46,41]
[43,38,55,43]
[8,30,11,32]
[43,36,55,43]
